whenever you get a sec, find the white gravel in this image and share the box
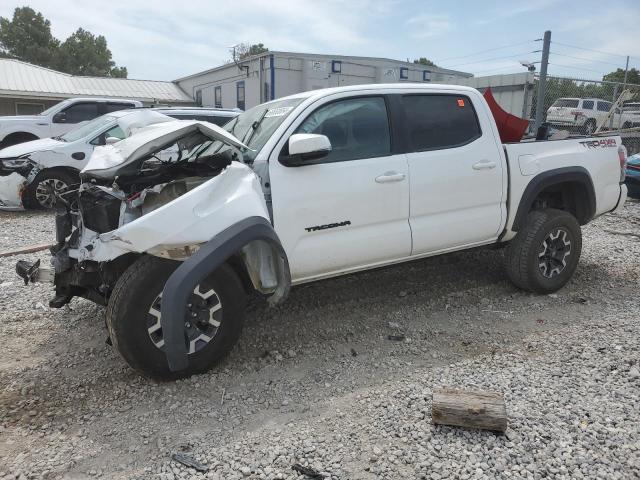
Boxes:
[0,201,639,480]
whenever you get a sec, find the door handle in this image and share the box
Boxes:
[472,160,497,170]
[375,172,406,183]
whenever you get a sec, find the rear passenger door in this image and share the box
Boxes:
[400,92,505,254]
[269,95,411,281]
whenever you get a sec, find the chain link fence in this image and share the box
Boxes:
[527,75,640,154]
[531,75,640,132]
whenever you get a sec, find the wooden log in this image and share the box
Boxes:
[0,243,54,258]
[432,388,507,433]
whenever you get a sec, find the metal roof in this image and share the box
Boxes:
[0,59,193,103]
[174,50,472,82]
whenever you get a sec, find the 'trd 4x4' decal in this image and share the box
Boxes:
[305,221,351,232]
[579,138,617,149]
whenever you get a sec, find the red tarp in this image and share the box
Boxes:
[483,88,529,143]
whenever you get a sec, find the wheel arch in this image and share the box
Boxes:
[160,216,291,372]
[512,166,596,231]
[0,131,40,147]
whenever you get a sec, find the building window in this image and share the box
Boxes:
[237,81,245,110]
[331,60,342,73]
[422,71,431,82]
[400,67,409,80]
[214,86,222,108]
[15,102,45,115]
[195,89,203,106]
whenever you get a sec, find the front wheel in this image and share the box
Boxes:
[106,255,246,379]
[23,169,77,209]
[505,209,582,293]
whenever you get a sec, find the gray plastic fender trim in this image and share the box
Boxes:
[160,216,290,371]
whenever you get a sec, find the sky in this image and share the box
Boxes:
[1,0,639,82]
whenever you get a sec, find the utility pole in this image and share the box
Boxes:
[623,55,630,90]
[534,30,551,133]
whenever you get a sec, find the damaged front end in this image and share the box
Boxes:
[19,120,291,312]
[0,158,39,210]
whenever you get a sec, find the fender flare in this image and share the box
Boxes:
[160,216,290,372]
[512,166,596,231]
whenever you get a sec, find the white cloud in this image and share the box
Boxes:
[0,0,398,80]
[406,14,452,39]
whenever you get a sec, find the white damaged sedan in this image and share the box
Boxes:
[0,110,173,209]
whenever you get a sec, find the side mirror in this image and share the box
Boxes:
[52,112,67,123]
[280,134,331,167]
[105,136,121,145]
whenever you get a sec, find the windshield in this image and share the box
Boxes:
[200,97,304,163]
[60,115,118,142]
[40,100,71,116]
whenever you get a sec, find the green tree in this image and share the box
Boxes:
[233,43,268,60]
[0,7,59,68]
[413,57,437,67]
[603,68,640,85]
[56,28,127,77]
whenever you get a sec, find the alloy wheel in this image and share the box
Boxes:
[35,178,68,209]
[147,285,222,354]
[538,228,572,278]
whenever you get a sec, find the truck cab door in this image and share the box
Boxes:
[269,95,411,282]
[399,92,506,254]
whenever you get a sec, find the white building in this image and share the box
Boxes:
[175,51,473,111]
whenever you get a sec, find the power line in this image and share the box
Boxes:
[445,51,540,68]
[550,52,624,68]
[551,41,629,60]
[435,40,538,64]
[547,63,607,75]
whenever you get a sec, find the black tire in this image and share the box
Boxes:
[582,119,596,135]
[23,169,77,210]
[106,255,246,380]
[505,209,582,294]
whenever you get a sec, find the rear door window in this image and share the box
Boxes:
[582,100,594,110]
[401,94,481,151]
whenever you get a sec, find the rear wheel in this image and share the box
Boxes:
[106,255,246,379]
[582,119,596,135]
[23,169,76,209]
[505,209,582,293]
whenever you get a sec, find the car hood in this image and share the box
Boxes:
[0,115,41,124]
[0,137,65,158]
[81,120,251,179]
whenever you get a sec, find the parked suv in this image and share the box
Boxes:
[546,97,633,134]
[0,97,143,148]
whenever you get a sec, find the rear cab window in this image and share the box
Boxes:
[400,94,481,151]
[105,102,137,113]
[552,99,580,108]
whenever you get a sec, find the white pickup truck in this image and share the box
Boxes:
[17,84,628,379]
[0,97,142,148]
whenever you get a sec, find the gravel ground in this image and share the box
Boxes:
[0,202,639,480]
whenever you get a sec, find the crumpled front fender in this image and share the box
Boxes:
[160,216,291,372]
[72,162,269,261]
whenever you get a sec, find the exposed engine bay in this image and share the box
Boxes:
[25,120,284,308]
